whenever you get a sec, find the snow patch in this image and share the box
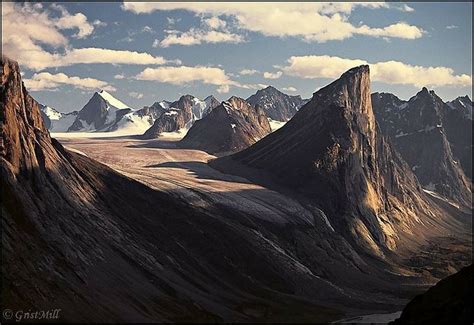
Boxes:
[98,90,130,109]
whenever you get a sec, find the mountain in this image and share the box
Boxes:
[3,56,472,322]
[212,66,465,255]
[4,56,356,322]
[68,90,133,132]
[447,95,473,120]
[371,90,471,206]
[142,94,219,139]
[39,104,78,132]
[444,96,473,180]
[246,86,308,121]
[392,264,473,324]
[179,96,271,154]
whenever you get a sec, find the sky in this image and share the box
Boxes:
[2,1,472,113]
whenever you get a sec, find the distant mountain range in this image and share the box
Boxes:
[38,86,309,136]
[372,89,472,206]
[141,94,220,139]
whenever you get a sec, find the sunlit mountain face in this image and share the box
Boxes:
[1,2,472,323]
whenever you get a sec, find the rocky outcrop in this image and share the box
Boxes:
[444,96,473,180]
[393,264,473,324]
[179,96,271,154]
[212,66,461,255]
[372,90,471,207]
[247,86,308,121]
[142,95,218,139]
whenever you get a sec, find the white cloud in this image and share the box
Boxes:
[93,19,107,27]
[400,4,415,12]
[204,16,227,29]
[50,3,94,39]
[136,66,235,86]
[156,14,244,47]
[217,85,230,93]
[239,69,259,76]
[281,55,472,87]
[114,74,125,79]
[24,72,115,92]
[122,2,424,42]
[356,22,423,40]
[446,25,459,30]
[263,71,283,79]
[135,65,267,94]
[2,2,179,70]
[142,25,153,33]
[158,29,244,47]
[129,92,144,99]
[60,48,177,66]
[282,86,297,92]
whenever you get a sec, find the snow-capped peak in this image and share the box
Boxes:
[97,90,130,110]
[41,105,62,120]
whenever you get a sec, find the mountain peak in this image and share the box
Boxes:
[226,96,250,110]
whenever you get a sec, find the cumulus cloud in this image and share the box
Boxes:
[129,92,144,99]
[114,74,125,80]
[239,69,259,76]
[136,66,235,86]
[263,71,283,79]
[155,14,244,47]
[122,2,424,43]
[282,86,297,92]
[135,65,268,93]
[50,3,94,38]
[217,85,230,94]
[446,25,459,30]
[142,25,153,33]
[2,2,178,70]
[281,55,472,87]
[93,19,107,27]
[158,29,244,47]
[401,4,415,12]
[24,72,115,92]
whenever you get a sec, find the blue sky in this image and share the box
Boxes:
[3,2,472,113]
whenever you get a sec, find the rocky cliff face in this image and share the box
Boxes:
[212,66,460,255]
[180,96,271,154]
[247,86,308,121]
[372,90,471,207]
[142,95,218,139]
[68,90,132,131]
[444,96,473,180]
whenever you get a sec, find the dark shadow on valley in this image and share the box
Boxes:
[144,161,254,185]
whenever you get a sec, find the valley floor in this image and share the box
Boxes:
[55,133,315,226]
[54,133,472,320]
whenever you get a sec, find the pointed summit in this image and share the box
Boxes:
[247,85,307,121]
[179,97,271,154]
[213,65,453,255]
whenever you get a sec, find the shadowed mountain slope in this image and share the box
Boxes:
[212,66,468,256]
[179,96,271,154]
